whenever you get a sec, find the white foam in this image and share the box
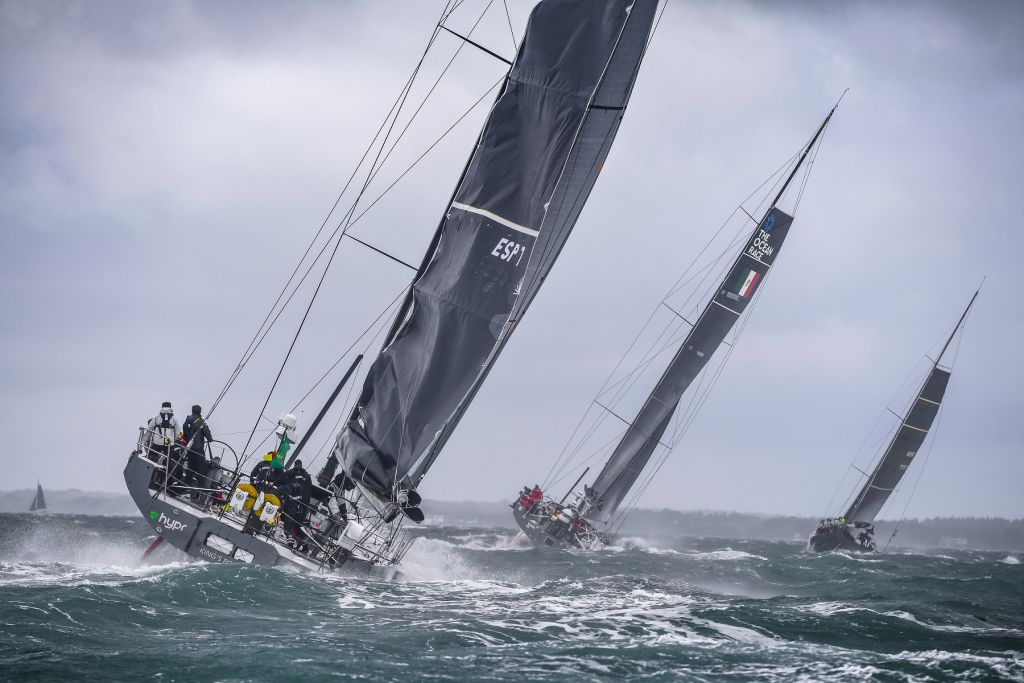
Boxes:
[0,560,195,588]
[1000,555,1020,565]
[336,595,376,609]
[613,537,682,555]
[691,549,767,561]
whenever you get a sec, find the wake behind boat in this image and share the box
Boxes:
[809,289,979,553]
[512,100,841,550]
[125,0,660,574]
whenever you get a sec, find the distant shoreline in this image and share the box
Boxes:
[4,489,1022,552]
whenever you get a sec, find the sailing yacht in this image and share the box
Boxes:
[124,0,660,574]
[28,482,46,513]
[512,101,842,549]
[809,289,978,552]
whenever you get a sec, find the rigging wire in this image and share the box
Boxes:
[213,68,503,428]
[304,294,401,474]
[881,309,971,550]
[211,0,502,424]
[208,2,456,417]
[822,314,966,519]
[403,0,661,488]
[235,1,506,460]
[611,268,769,535]
[501,0,518,51]
[581,123,832,532]
[288,285,409,413]
[540,149,800,491]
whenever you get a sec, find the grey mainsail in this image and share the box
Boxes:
[29,483,46,512]
[843,369,950,523]
[583,105,839,524]
[585,207,794,522]
[333,0,660,502]
[843,290,978,524]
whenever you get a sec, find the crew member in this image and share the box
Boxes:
[142,402,179,487]
[250,452,280,489]
[280,459,313,541]
[182,404,213,500]
[527,485,542,511]
[143,401,179,460]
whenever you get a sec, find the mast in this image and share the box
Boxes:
[285,354,362,469]
[582,102,841,524]
[935,288,979,367]
[769,95,840,210]
[844,289,979,523]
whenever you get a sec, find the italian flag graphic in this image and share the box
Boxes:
[733,268,761,298]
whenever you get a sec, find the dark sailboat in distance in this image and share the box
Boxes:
[124,0,661,575]
[513,99,842,550]
[809,288,979,553]
[28,482,46,513]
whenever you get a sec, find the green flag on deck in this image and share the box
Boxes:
[271,434,291,469]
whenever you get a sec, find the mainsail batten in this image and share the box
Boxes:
[335,0,660,500]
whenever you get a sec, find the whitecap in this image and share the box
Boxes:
[691,549,767,561]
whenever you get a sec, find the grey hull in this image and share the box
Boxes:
[808,524,875,553]
[511,502,606,550]
[124,454,397,579]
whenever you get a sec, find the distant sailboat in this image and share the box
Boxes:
[512,100,841,549]
[29,482,46,512]
[809,289,979,553]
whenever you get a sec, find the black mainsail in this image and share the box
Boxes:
[843,368,950,524]
[809,289,979,552]
[584,205,795,522]
[328,0,660,509]
[513,102,840,548]
[29,483,46,512]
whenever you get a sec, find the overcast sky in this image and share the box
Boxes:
[2,0,1021,520]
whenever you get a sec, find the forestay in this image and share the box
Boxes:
[585,208,794,522]
[333,0,660,500]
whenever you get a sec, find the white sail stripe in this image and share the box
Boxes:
[917,396,941,406]
[902,422,928,433]
[450,202,539,238]
[712,300,741,316]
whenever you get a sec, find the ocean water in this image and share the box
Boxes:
[1,514,1021,682]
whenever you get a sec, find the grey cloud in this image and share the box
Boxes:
[1,0,1021,519]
